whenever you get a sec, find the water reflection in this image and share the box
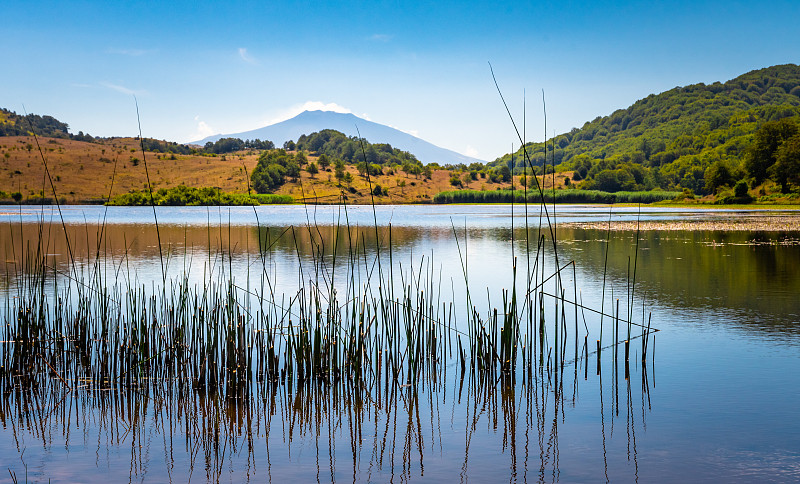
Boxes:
[552,228,800,337]
[2,205,800,482]
[4,209,798,341]
[1,348,654,483]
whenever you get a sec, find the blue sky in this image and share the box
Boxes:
[3,0,799,161]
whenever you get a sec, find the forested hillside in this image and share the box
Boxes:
[252,130,428,193]
[295,129,422,167]
[491,64,800,196]
[0,108,94,141]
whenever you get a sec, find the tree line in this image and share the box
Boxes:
[489,64,800,196]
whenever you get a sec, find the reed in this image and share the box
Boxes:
[0,203,660,399]
[433,189,681,204]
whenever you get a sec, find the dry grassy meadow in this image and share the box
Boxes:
[0,135,568,204]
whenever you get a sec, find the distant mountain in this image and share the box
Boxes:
[194,110,485,165]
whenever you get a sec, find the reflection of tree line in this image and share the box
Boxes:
[2,355,652,482]
[0,222,459,264]
[533,227,800,334]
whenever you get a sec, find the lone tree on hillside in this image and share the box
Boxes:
[317,154,330,170]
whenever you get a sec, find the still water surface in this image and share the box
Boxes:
[1,204,799,483]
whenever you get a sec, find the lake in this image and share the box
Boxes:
[2,204,799,483]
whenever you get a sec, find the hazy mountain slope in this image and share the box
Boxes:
[195,110,485,165]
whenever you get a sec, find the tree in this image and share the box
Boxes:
[11,192,22,203]
[704,160,733,193]
[335,165,346,183]
[745,119,798,185]
[593,169,635,192]
[734,180,749,198]
[283,140,296,151]
[317,154,330,170]
[770,134,800,193]
[286,161,301,180]
[306,162,319,178]
[250,149,292,192]
[498,165,511,183]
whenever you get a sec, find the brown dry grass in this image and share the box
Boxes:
[0,136,257,202]
[1,135,569,204]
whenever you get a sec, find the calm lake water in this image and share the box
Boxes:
[2,204,799,483]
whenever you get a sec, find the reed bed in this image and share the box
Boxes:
[106,186,293,206]
[433,188,681,204]
[0,199,657,399]
[0,192,660,484]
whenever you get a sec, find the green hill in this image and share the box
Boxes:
[490,64,800,197]
[0,107,79,139]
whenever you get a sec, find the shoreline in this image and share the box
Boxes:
[558,217,800,232]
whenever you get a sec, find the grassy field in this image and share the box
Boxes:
[0,135,527,204]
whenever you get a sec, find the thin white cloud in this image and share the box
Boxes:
[463,145,479,158]
[106,48,150,56]
[100,82,147,96]
[188,116,216,142]
[370,34,393,42]
[388,124,419,138]
[238,47,258,65]
[266,101,364,125]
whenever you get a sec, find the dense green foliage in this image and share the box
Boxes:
[295,129,422,169]
[491,64,800,195]
[0,108,86,139]
[202,137,275,154]
[433,189,680,204]
[250,149,298,193]
[744,117,800,192]
[140,138,195,154]
[107,185,292,206]
[140,136,276,155]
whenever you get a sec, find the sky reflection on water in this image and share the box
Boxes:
[2,205,799,482]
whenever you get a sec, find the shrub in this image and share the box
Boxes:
[734,180,749,197]
[372,184,386,196]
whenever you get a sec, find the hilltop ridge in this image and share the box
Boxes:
[491,64,800,196]
[195,110,486,166]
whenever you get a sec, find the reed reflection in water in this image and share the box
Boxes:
[2,346,654,483]
[1,203,662,482]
